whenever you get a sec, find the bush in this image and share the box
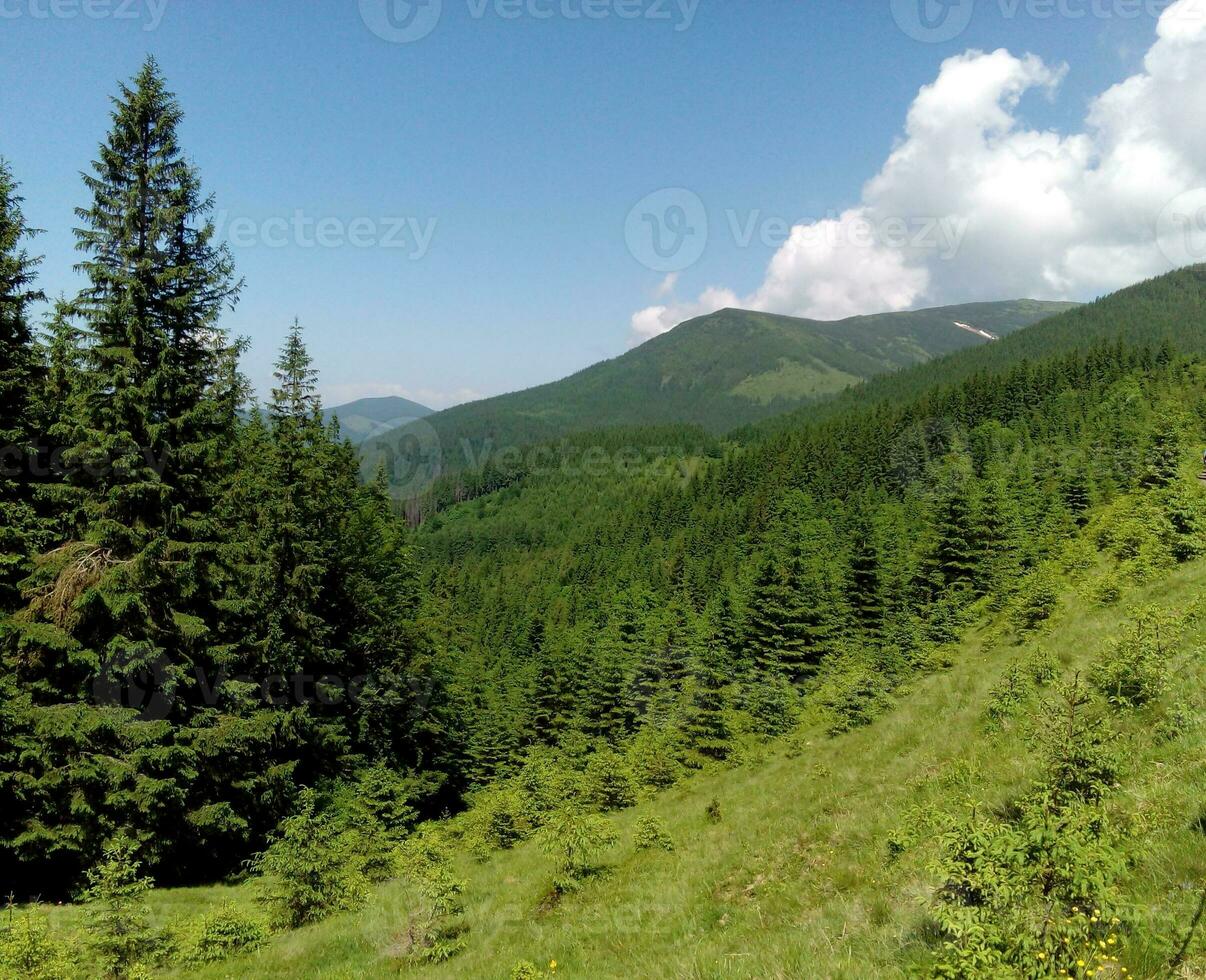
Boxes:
[1024,645,1059,685]
[813,657,893,736]
[1090,571,1123,605]
[468,785,534,852]
[511,961,546,980]
[982,662,1032,732]
[253,789,369,930]
[583,750,638,811]
[632,815,675,852]
[540,808,618,892]
[0,905,80,980]
[624,728,685,791]
[705,798,722,824]
[82,838,161,979]
[180,903,267,965]
[1092,609,1172,710]
[394,831,468,963]
[1008,569,1060,633]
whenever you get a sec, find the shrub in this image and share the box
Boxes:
[511,961,546,980]
[704,798,722,824]
[253,789,369,930]
[1008,569,1060,633]
[540,808,619,892]
[180,903,267,965]
[1092,609,1172,710]
[1090,571,1123,605]
[0,904,80,980]
[469,785,534,852]
[583,750,638,811]
[982,662,1032,732]
[624,727,685,791]
[1024,645,1059,685]
[82,838,161,979]
[632,815,675,852]
[813,657,893,736]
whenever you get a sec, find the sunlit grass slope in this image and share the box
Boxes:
[45,549,1205,980]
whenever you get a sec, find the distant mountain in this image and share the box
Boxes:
[324,395,432,446]
[360,300,1076,480]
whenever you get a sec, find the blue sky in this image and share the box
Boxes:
[0,1,1183,408]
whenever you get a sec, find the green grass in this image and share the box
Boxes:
[33,551,1206,979]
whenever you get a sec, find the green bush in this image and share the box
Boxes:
[82,838,161,979]
[982,662,1032,732]
[394,830,468,963]
[1008,570,1060,633]
[583,750,638,811]
[0,905,80,980]
[1090,571,1123,605]
[624,728,686,791]
[813,657,894,736]
[704,798,722,824]
[180,903,267,965]
[510,961,546,980]
[540,808,619,892]
[253,789,369,930]
[632,814,675,852]
[1092,608,1172,710]
[1024,645,1059,685]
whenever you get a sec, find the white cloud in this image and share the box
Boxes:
[322,382,486,411]
[630,0,1206,344]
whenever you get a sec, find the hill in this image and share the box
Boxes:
[324,395,433,446]
[360,300,1074,483]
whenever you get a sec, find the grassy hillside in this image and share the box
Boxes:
[360,301,1073,483]
[31,526,1206,978]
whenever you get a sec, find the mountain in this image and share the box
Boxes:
[361,300,1076,480]
[323,395,432,446]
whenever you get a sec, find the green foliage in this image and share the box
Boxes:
[179,903,267,965]
[0,904,79,980]
[539,808,619,891]
[1009,568,1061,633]
[253,790,369,930]
[930,681,1128,977]
[582,750,638,811]
[82,839,160,979]
[1092,607,1174,710]
[633,814,675,852]
[704,798,722,824]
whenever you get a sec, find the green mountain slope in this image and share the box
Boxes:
[323,395,432,446]
[45,523,1206,980]
[361,300,1074,481]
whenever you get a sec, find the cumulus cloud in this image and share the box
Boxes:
[630,0,1206,344]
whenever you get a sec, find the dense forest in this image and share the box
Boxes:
[4,60,1206,979]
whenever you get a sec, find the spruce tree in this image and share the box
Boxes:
[0,159,45,605]
[684,619,731,761]
[1,59,242,893]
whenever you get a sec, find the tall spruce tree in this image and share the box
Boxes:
[1,60,243,894]
[0,159,45,605]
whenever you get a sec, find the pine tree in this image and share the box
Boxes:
[1,59,243,893]
[1142,411,1183,489]
[0,159,45,605]
[921,451,981,599]
[684,623,731,761]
